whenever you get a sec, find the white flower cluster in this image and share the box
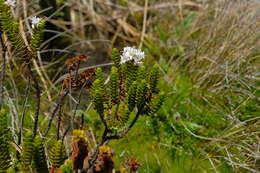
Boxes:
[29,16,42,29]
[5,0,16,7]
[120,47,145,64]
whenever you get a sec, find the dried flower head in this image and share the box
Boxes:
[127,158,141,171]
[120,47,145,64]
[65,54,88,71]
[62,68,96,89]
[29,16,42,29]
[4,0,16,7]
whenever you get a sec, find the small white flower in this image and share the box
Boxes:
[120,47,145,64]
[29,16,42,29]
[5,0,16,7]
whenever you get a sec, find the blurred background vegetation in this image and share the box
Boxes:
[1,0,259,172]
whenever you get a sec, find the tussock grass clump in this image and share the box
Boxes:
[181,0,259,92]
[160,0,260,172]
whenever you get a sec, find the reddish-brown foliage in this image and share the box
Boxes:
[62,68,96,89]
[49,168,62,173]
[65,54,88,71]
[128,158,140,173]
[71,138,89,171]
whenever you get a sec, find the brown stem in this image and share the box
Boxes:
[44,90,69,137]
[16,78,31,159]
[56,105,62,140]
[81,128,108,173]
[105,110,141,140]
[71,65,86,129]
[0,31,6,109]
[80,113,84,129]
[63,76,95,140]
[18,78,31,144]
[61,124,70,142]
[28,63,41,138]
[70,60,81,129]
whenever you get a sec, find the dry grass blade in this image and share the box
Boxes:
[180,0,260,91]
[162,0,260,171]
